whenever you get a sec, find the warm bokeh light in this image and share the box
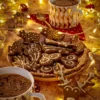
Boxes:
[16,28,21,33]
[85,0,89,2]
[93,28,97,33]
[27,15,31,18]
[39,0,43,4]
[58,32,64,34]
[92,47,98,53]
[12,10,17,14]
[0,20,5,24]
[26,20,33,26]
[11,0,16,4]
[56,97,63,100]
[38,27,43,30]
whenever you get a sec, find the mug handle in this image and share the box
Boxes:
[29,92,46,100]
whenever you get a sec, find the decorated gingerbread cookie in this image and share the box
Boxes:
[18,30,40,43]
[41,28,65,41]
[8,39,24,55]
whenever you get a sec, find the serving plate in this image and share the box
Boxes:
[7,29,91,81]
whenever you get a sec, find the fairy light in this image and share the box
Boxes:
[92,47,98,52]
[58,32,63,34]
[27,20,33,26]
[0,4,2,10]
[16,28,21,33]
[27,15,30,18]
[0,43,4,48]
[56,97,63,100]
[11,0,16,4]
[97,12,100,17]
[38,27,43,30]
[85,0,89,2]
[85,12,89,16]
[93,28,97,33]
[39,0,43,4]
[97,18,100,25]
[91,9,95,13]
[12,10,17,14]
[0,19,5,24]
[0,20,4,23]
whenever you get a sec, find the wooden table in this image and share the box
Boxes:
[0,0,100,100]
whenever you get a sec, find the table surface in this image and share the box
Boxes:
[0,0,100,100]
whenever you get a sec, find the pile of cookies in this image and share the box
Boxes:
[8,29,90,78]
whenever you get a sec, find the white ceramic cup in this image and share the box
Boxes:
[0,67,46,100]
[49,0,82,29]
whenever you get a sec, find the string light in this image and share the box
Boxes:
[16,28,21,33]
[26,20,33,26]
[39,0,43,4]
[85,0,89,3]
[11,0,16,4]
[93,28,97,33]
[0,20,5,24]
[56,97,63,100]
[27,15,30,18]
[12,10,17,14]
[38,27,43,30]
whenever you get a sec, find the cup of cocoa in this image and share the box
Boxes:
[49,0,82,29]
[0,67,46,100]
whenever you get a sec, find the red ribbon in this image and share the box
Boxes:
[30,14,85,40]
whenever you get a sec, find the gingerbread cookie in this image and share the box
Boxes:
[23,43,42,62]
[30,62,41,72]
[39,53,53,66]
[45,38,71,47]
[61,56,77,69]
[41,44,70,55]
[49,53,61,61]
[65,54,78,61]
[18,30,40,43]
[71,35,86,55]
[61,59,77,69]
[40,66,53,73]
[8,39,23,55]
[41,44,59,53]
[41,28,51,36]
[41,28,65,41]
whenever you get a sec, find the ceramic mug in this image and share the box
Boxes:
[49,0,82,29]
[0,67,46,100]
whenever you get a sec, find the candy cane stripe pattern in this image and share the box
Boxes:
[49,0,82,29]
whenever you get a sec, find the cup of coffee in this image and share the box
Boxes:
[0,67,46,100]
[49,0,82,29]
